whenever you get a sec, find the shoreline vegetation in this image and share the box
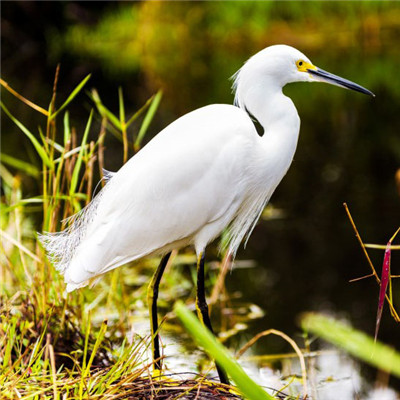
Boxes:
[1,70,399,399]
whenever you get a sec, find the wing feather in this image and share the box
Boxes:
[43,104,257,289]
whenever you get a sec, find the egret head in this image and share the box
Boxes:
[233,44,374,110]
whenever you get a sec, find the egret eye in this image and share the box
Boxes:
[296,59,309,72]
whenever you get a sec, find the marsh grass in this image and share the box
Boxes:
[2,68,399,399]
[0,70,258,399]
[1,69,140,397]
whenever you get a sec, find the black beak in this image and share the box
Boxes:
[307,68,375,97]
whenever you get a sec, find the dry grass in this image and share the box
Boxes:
[0,71,250,399]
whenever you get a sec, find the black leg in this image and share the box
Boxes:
[147,252,171,370]
[196,251,230,385]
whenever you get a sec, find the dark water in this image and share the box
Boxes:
[2,1,400,394]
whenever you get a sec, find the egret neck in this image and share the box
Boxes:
[241,79,301,183]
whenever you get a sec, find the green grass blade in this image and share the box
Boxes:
[63,111,71,146]
[38,125,49,153]
[2,315,17,369]
[83,321,107,377]
[0,164,14,187]
[119,87,128,162]
[69,109,93,197]
[1,101,52,168]
[0,153,40,178]
[7,197,43,210]
[49,74,91,121]
[5,194,84,213]
[125,95,155,129]
[301,313,400,378]
[134,90,162,151]
[90,89,122,130]
[174,301,275,400]
[118,87,125,125]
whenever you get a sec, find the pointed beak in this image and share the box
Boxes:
[307,67,375,97]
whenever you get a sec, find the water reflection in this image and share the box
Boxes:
[135,318,398,399]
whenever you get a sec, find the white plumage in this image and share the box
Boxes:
[40,45,373,292]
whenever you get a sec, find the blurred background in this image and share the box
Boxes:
[2,0,400,388]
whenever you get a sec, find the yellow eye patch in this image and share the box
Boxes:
[296,59,317,72]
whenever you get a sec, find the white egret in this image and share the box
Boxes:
[40,45,373,384]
